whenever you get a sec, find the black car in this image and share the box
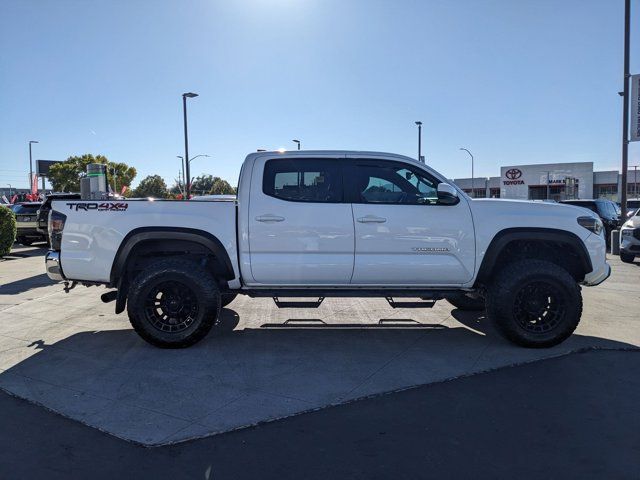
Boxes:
[9,202,48,246]
[36,193,81,240]
[560,199,620,246]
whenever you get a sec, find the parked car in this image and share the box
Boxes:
[36,193,82,242]
[9,202,47,246]
[45,150,610,349]
[560,199,620,246]
[620,208,640,263]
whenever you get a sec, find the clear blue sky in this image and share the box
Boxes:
[1,0,638,189]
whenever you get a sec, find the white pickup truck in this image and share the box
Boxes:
[45,150,610,348]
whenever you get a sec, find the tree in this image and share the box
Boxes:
[190,174,215,195]
[190,174,235,195]
[209,177,236,195]
[0,206,16,257]
[132,175,168,198]
[47,154,136,193]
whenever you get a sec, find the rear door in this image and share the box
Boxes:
[346,158,475,286]
[247,156,354,285]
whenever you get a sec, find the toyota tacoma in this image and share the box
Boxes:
[44,151,610,348]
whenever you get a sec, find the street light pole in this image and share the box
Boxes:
[620,0,631,215]
[415,121,422,162]
[292,139,301,150]
[189,154,209,165]
[182,92,199,199]
[111,167,118,194]
[460,148,474,198]
[177,156,185,197]
[28,140,38,191]
[546,171,551,200]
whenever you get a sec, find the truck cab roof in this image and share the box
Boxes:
[246,150,423,166]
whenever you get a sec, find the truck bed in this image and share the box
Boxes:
[53,199,239,283]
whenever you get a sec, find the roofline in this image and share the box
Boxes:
[245,150,422,165]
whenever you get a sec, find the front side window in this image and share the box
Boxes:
[348,162,439,204]
[263,159,342,203]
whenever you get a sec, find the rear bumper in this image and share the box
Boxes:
[16,226,45,238]
[45,251,65,281]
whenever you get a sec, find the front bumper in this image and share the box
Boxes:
[620,228,640,255]
[45,250,65,281]
[583,262,611,286]
[581,232,611,286]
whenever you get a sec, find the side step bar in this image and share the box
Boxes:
[270,296,437,309]
[273,297,325,308]
[385,297,436,309]
[247,288,457,299]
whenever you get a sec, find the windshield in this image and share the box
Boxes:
[11,204,40,214]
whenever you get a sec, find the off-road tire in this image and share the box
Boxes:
[486,259,582,348]
[127,258,220,348]
[620,252,635,264]
[446,294,485,311]
[220,293,238,307]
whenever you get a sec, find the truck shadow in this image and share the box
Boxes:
[0,274,53,295]
[3,243,48,260]
[0,307,636,444]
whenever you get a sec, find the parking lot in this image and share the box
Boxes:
[0,243,638,450]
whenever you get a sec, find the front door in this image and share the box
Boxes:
[247,156,354,285]
[346,158,475,286]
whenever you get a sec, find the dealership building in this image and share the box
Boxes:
[453,162,640,202]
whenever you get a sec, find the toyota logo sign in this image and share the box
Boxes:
[505,168,522,180]
[503,168,525,186]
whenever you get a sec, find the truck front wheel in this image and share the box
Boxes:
[127,258,220,348]
[486,259,582,348]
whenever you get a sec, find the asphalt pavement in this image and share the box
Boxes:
[1,349,638,479]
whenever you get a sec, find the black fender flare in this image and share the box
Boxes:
[109,226,236,286]
[475,227,592,284]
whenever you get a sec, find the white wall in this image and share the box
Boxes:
[500,162,593,200]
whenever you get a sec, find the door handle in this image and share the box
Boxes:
[357,215,387,223]
[255,214,285,222]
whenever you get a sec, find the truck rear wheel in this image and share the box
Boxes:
[486,259,582,348]
[127,258,220,348]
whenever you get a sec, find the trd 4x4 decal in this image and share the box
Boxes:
[65,202,129,212]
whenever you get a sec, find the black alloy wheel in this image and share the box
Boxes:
[512,281,566,334]
[144,281,199,333]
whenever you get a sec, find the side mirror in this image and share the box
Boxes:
[437,183,459,205]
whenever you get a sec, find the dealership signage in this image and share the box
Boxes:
[632,74,640,142]
[503,168,524,185]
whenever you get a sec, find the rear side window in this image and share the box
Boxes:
[565,201,597,214]
[263,159,342,203]
[597,201,616,218]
